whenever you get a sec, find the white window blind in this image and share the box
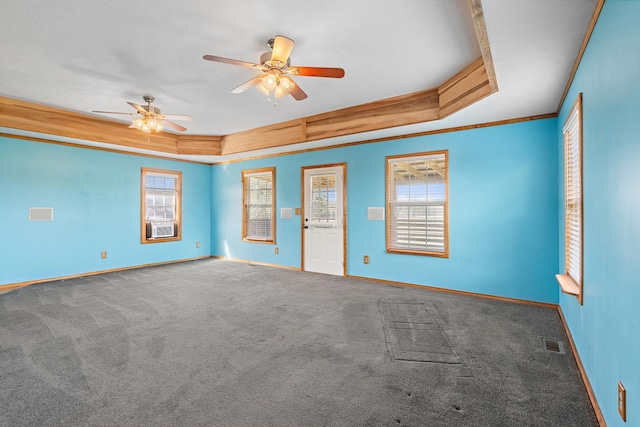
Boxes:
[243,169,275,241]
[563,99,583,289]
[145,173,177,221]
[387,151,448,256]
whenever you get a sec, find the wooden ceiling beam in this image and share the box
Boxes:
[0,1,497,158]
[0,96,178,153]
[438,56,493,119]
[221,119,305,155]
[469,0,498,94]
[177,135,222,155]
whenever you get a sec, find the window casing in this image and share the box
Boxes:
[242,167,275,243]
[557,94,583,304]
[141,168,182,244]
[386,151,448,257]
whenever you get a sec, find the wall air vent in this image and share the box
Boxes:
[29,207,53,221]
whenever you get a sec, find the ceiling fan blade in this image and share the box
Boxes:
[292,66,345,78]
[203,55,258,69]
[161,120,187,132]
[271,35,294,63]
[289,83,308,101]
[162,114,194,122]
[231,75,264,94]
[127,102,147,114]
[92,110,136,116]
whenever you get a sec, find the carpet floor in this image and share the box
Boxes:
[0,259,598,426]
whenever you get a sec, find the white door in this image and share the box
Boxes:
[302,165,345,276]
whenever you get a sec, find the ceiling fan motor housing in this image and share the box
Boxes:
[260,52,291,70]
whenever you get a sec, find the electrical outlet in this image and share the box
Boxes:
[364,255,369,264]
[196,242,201,248]
[618,381,626,422]
[101,250,107,259]
[274,247,279,254]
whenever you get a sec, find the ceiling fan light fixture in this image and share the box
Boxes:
[133,118,144,129]
[203,35,343,104]
[274,85,286,99]
[263,73,278,92]
[146,118,159,130]
[94,96,191,134]
[280,76,295,92]
[256,82,270,97]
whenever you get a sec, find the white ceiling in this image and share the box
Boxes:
[0,0,597,162]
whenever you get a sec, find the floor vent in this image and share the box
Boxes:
[542,338,565,354]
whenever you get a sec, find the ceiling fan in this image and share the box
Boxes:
[93,95,193,133]
[203,35,345,102]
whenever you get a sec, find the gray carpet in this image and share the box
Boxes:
[0,259,598,426]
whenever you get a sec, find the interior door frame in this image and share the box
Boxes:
[301,162,347,276]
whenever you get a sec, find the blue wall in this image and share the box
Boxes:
[558,1,640,425]
[0,136,212,285]
[212,118,560,303]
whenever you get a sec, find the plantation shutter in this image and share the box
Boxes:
[244,171,273,240]
[563,105,582,287]
[387,152,447,255]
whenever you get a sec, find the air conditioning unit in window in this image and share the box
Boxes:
[151,221,175,238]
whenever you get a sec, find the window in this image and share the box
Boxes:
[387,150,448,257]
[556,94,583,304]
[141,168,182,244]
[309,174,337,225]
[242,167,275,243]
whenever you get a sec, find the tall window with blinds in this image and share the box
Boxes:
[141,168,182,243]
[556,94,583,304]
[242,167,275,243]
[386,151,448,257]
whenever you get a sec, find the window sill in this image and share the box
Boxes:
[142,236,181,244]
[555,274,580,296]
[242,238,275,244]
[387,248,449,258]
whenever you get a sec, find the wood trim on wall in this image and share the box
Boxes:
[347,274,559,309]
[2,112,556,168]
[556,0,606,112]
[0,256,212,293]
[557,307,607,426]
[212,113,557,166]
